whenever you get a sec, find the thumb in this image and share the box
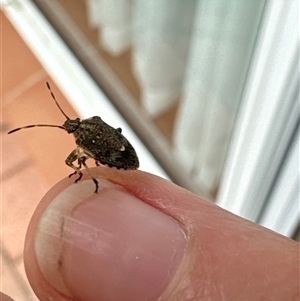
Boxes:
[24,168,299,301]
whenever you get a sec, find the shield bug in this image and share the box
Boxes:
[8,82,139,193]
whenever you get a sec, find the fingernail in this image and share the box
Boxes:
[35,179,186,301]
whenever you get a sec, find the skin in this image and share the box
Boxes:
[4,168,300,300]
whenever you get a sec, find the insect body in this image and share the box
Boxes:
[8,82,139,193]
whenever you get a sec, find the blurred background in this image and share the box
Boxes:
[1,0,299,299]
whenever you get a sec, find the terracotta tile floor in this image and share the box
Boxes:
[1,11,78,300]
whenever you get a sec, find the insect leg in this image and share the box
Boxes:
[80,157,99,193]
[69,159,82,178]
[65,148,83,183]
[74,156,87,184]
[69,171,77,178]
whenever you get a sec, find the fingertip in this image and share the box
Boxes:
[24,168,299,301]
[24,169,189,301]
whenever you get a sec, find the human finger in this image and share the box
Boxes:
[24,168,299,301]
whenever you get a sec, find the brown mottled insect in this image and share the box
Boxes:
[8,82,139,193]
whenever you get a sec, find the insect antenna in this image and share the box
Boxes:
[8,82,70,134]
[8,124,65,134]
[46,82,70,120]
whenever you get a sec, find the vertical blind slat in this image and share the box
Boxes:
[132,0,196,115]
[87,0,132,54]
[173,0,265,194]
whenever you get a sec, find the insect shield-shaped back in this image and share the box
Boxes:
[7,82,139,193]
[69,116,139,170]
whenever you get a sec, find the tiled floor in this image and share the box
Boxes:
[1,11,78,300]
